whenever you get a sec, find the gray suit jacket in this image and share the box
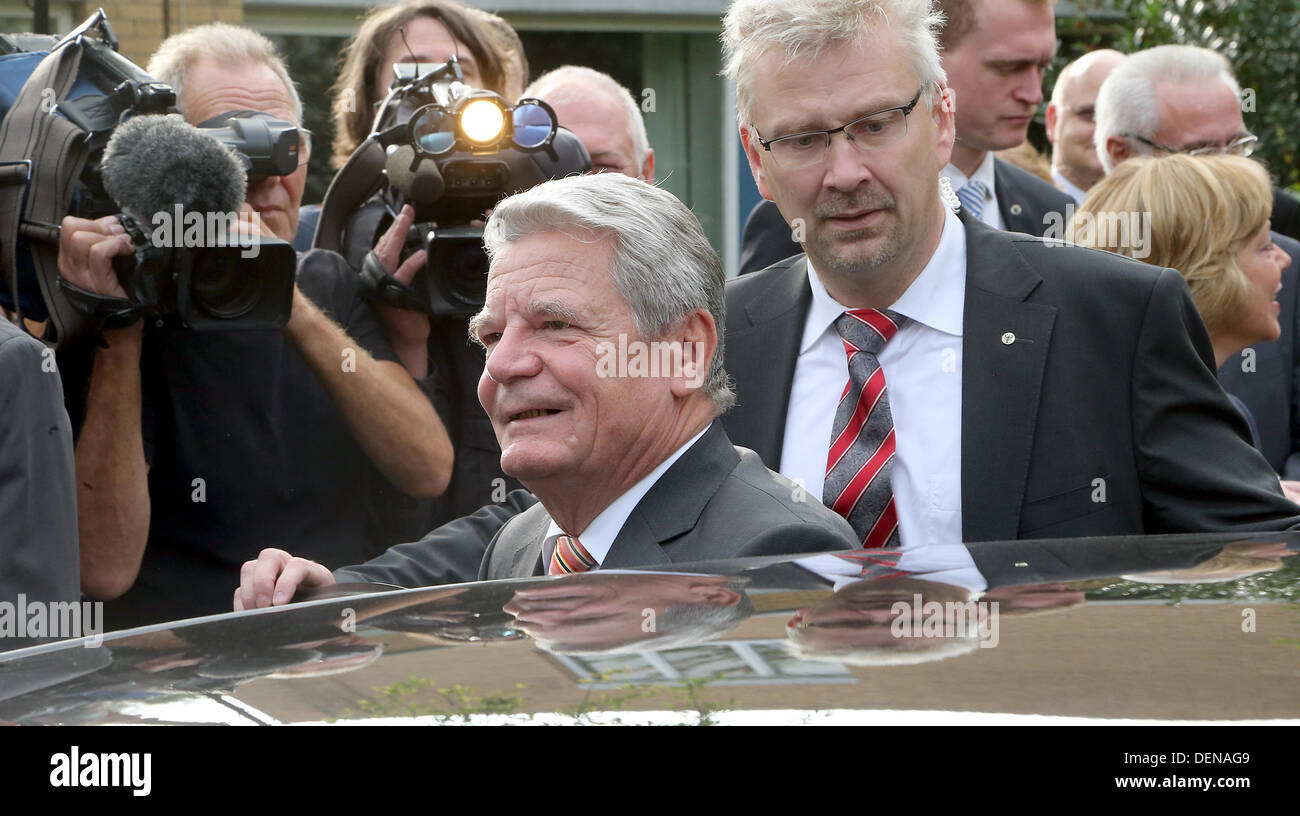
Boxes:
[723,214,1300,541]
[477,423,858,580]
[0,320,78,649]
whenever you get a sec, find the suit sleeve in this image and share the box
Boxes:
[1131,268,1300,531]
[0,330,80,607]
[333,490,538,587]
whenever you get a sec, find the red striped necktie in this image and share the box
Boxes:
[823,308,908,548]
[547,534,597,575]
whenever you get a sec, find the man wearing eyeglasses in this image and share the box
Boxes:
[736,0,1073,275]
[720,0,1300,548]
[1044,49,1125,204]
[57,24,452,629]
[1094,44,1300,487]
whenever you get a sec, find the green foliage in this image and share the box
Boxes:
[343,676,526,722]
[1058,0,1300,188]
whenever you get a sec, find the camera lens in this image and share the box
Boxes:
[512,101,555,149]
[191,251,262,319]
[409,106,456,155]
[441,241,490,310]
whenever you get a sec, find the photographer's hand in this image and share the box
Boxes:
[373,204,431,378]
[235,548,335,610]
[57,215,133,300]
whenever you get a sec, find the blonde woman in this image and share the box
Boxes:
[1067,153,1291,449]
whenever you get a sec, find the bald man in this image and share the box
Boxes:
[1044,49,1126,203]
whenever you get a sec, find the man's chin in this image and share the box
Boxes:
[254,210,294,243]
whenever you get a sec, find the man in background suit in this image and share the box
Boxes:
[235,173,857,608]
[736,0,1072,275]
[719,0,1300,547]
[1093,45,1300,482]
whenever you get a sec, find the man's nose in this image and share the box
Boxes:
[1013,69,1045,107]
[483,326,543,384]
[822,132,874,192]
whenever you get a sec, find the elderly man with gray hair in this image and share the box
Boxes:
[1093,44,1300,485]
[236,173,857,607]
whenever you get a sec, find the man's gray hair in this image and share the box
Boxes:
[721,0,947,127]
[147,23,303,123]
[524,65,649,171]
[483,174,735,413]
[1093,44,1239,173]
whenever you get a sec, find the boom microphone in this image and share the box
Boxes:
[384,144,445,207]
[101,113,247,221]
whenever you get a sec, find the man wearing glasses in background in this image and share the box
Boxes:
[1043,49,1125,204]
[1094,44,1300,488]
[719,0,1300,549]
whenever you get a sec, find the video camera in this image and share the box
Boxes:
[314,55,591,315]
[0,10,296,343]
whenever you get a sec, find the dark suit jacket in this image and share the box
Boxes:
[737,158,1073,275]
[991,157,1073,237]
[1216,233,1300,477]
[478,423,858,579]
[722,214,1300,541]
[1273,188,1300,244]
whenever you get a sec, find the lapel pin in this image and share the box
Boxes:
[1010,204,1023,215]
[1014,561,1029,567]
[1001,332,1016,345]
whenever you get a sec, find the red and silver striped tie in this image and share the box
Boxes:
[547,534,597,575]
[823,308,907,548]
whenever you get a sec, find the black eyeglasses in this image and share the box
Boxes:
[1124,132,1258,159]
[755,85,927,168]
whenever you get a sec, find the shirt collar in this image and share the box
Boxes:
[1051,167,1086,205]
[801,204,967,353]
[544,423,712,566]
[942,150,997,192]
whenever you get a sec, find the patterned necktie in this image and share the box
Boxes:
[823,309,908,548]
[956,179,989,221]
[547,534,597,575]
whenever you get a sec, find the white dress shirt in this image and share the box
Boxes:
[943,151,1004,230]
[1051,167,1086,205]
[780,205,966,548]
[543,424,710,567]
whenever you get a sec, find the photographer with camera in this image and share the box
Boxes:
[58,24,452,629]
[316,4,598,529]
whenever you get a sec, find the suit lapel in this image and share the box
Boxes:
[960,215,1057,542]
[480,503,554,579]
[724,257,811,467]
[603,423,740,568]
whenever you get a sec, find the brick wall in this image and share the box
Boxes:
[78,0,244,65]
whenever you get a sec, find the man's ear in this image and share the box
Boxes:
[688,581,742,608]
[640,148,656,183]
[669,309,719,398]
[740,124,774,201]
[1044,102,1059,144]
[932,84,957,171]
[1105,134,1131,169]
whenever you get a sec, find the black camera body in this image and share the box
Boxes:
[107,213,297,331]
[0,11,299,341]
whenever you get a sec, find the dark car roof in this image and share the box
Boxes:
[2,531,1298,725]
